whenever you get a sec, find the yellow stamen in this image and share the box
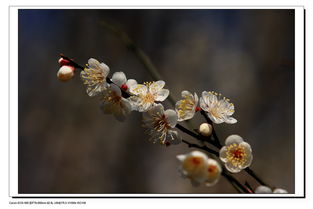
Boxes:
[226,143,247,167]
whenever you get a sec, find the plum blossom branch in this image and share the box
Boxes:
[58,53,271,192]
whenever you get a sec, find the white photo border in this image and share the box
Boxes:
[9,5,305,198]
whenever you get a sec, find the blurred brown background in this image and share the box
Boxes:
[18,9,295,194]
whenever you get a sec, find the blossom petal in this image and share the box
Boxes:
[194,93,199,105]
[181,90,192,98]
[177,154,186,162]
[86,83,108,97]
[149,103,164,116]
[177,111,195,122]
[113,99,132,122]
[190,150,209,159]
[205,179,219,187]
[255,186,272,194]
[225,134,243,146]
[88,58,101,68]
[219,146,228,162]
[207,159,221,179]
[129,84,148,95]
[149,80,165,94]
[225,161,242,173]
[155,89,169,101]
[241,153,253,168]
[99,63,110,77]
[224,117,237,124]
[126,79,137,89]
[273,188,288,194]
[128,96,141,111]
[164,109,178,127]
[240,142,253,168]
[206,159,221,187]
[165,130,182,145]
[112,72,127,87]
[199,97,208,110]
[207,113,224,124]
[202,91,217,106]
[110,84,122,96]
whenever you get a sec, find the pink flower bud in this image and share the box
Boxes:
[58,57,71,66]
[121,84,128,91]
[57,65,75,81]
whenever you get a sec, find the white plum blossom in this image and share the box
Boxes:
[111,71,137,92]
[81,58,110,97]
[177,151,221,187]
[100,84,132,122]
[129,81,169,112]
[205,158,222,187]
[255,185,288,194]
[200,91,237,124]
[219,135,253,173]
[142,104,181,145]
[175,91,199,121]
[57,65,75,81]
[177,151,209,186]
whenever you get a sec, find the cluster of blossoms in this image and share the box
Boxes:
[177,151,222,187]
[57,57,288,193]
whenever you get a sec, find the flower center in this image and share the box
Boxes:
[207,91,235,117]
[226,143,247,167]
[208,165,217,173]
[178,98,195,117]
[82,67,104,85]
[152,114,170,135]
[192,157,202,165]
[142,93,155,104]
[182,156,205,175]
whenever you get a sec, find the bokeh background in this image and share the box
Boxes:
[18,9,295,194]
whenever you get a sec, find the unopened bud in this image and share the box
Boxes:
[199,123,212,137]
[57,65,75,81]
[58,57,70,66]
[121,84,128,91]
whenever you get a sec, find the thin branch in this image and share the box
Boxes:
[176,123,221,151]
[221,172,250,193]
[181,139,219,156]
[59,54,84,70]
[99,20,176,107]
[244,167,267,186]
[244,181,255,193]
